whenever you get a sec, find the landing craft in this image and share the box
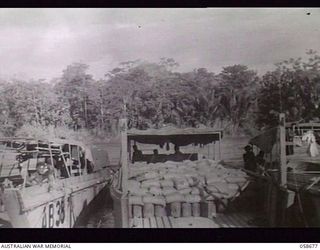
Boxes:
[110,119,254,228]
[0,138,112,228]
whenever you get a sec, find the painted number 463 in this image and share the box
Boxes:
[42,199,65,228]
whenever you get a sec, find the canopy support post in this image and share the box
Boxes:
[120,118,129,228]
[120,118,128,194]
[128,140,132,163]
[279,113,287,187]
[213,142,215,161]
[218,132,222,160]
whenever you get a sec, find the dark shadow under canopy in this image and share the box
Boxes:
[127,126,223,146]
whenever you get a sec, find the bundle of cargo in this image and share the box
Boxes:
[127,158,249,219]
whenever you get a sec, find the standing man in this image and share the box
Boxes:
[132,145,143,163]
[243,145,257,172]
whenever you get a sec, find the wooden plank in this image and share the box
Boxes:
[237,213,253,227]
[238,213,253,222]
[279,113,287,186]
[143,217,150,228]
[228,213,248,228]
[218,214,233,228]
[168,216,175,228]
[240,181,250,192]
[162,216,171,228]
[212,216,224,228]
[224,215,236,228]
[225,214,241,228]
[149,217,157,228]
[216,215,229,228]
[156,217,164,228]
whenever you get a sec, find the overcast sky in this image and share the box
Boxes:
[0,8,319,80]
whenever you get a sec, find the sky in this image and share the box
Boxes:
[0,8,319,81]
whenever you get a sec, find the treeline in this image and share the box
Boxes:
[1,51,320,139]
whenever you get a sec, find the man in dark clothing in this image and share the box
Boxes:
[149,149,159,163]
[132,145,143,163]
[256,151,265,166]
[171,145,185,162]
[243,145,257,172]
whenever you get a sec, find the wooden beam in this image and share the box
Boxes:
[77,145,81,176]
[119,118,129,228]
[120,119,128,194]
[162,216,171,228]
[150,217,157,228]
[143,218,150,228]
[218,132,221,160]
[279,113,287,186]
[156,217,164,228]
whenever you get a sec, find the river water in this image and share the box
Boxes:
[75,141,120,228]
[75,187,115,228]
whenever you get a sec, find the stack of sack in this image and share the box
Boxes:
[128,159,248,208]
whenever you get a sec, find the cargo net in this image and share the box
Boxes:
[128,159,249,218]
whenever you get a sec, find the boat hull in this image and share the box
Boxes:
[3,169,110,228]
[110,185,129,228]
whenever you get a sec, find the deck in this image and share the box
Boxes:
[129,213,254,228]
[0,211,11,228]
[287,144,320,164]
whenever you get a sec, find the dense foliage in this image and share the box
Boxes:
[1,51,320,139]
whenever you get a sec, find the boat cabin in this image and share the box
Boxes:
[0,138,100,188]
[0,137,111,228]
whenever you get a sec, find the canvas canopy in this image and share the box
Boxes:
[249,127,278,153]
[127,126,223,146]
